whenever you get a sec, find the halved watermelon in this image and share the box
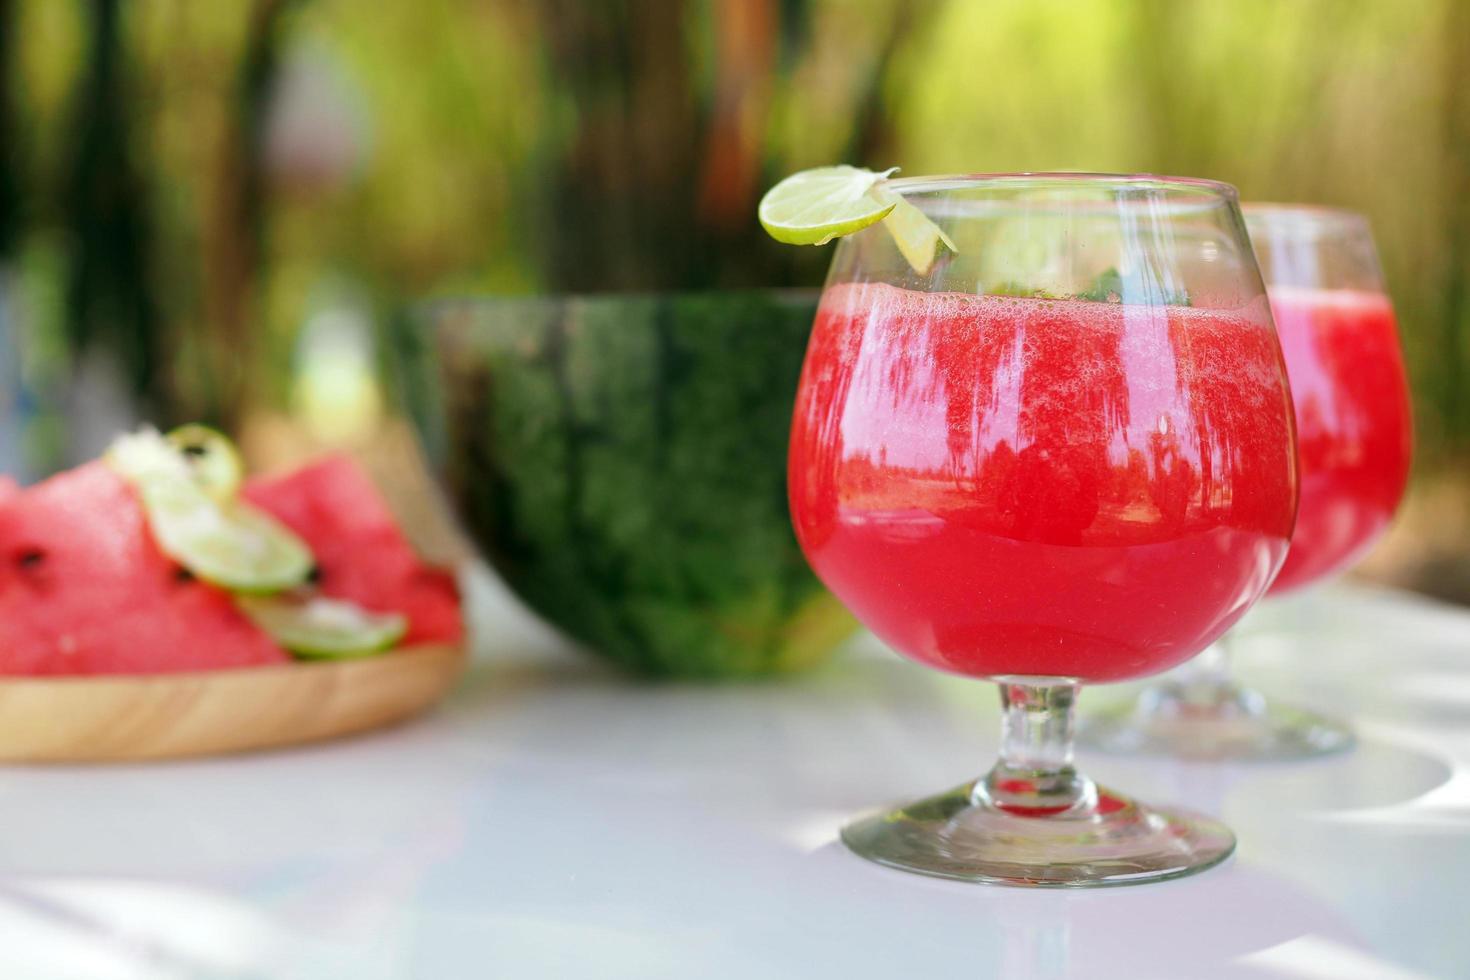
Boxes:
[243,456,462,645]
[0,463,289,675]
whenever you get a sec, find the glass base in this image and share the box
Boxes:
[841,781,1235,887]
[1078,682,1355,761]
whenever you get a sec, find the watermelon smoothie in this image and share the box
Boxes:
[789,282,1297,683]
[1265,286,1411,593]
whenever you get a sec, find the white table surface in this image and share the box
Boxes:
[0,568,1466,979]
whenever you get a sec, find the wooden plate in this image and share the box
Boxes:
[0,645,466,763]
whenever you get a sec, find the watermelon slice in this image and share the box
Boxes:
[0,463,288,675]
[243,456,462,645]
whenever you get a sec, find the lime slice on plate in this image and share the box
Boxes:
[107,427,193,486]
[108,425,245,502]
[136,478,313,592]
[166,424,245,501]
[108,426,311,591]
[238,595,407,659]
[758,166,898,245]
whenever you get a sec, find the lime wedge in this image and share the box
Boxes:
[107,427,192,486]
[871,186,958,276]
[166,424,245,501]
[758,166,897,245]
[135,478,314,592]
[238,595,407,659]
[758,165,958,273]
[108,427,313,591]
[108,425,244,502]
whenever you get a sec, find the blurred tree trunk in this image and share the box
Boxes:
[0,0,17,260]
[202,0,300,429]
[62,0,163,413]
[1439,0,1470,447]
[527,0,703,291]
[524,0,922,293]
[847,0,921,168]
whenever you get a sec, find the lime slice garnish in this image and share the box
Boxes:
[758,165,957,272]
[166,424,245,501]
[870,185,959,276]
[135,478,314,592]
[238,595,407,659]
[758,166,898,245]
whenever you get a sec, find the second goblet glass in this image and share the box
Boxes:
[789,173,1298,886]
[1080,204,1412,761]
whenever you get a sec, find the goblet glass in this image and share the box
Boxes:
[788,174,1298,885]
[1081,204,1411,760]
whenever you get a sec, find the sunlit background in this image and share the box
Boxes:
[0,0,1466,594]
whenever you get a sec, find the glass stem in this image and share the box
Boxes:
[1182,636,1233,690]
[1165,632,1252,711]
[975,681,1097,816]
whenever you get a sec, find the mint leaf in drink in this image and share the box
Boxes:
[1076,267,1191,306]
[1075,267,1124,303]
[989,281,1062,300]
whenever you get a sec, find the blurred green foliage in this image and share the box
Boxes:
[1,0,1467,460]
[895,0,1470,457]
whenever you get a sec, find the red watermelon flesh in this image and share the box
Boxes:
[0,463,288,675]
[243,455,463,645]
[0,476,17,502]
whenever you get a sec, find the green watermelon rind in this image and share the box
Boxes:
[408,291,856,679]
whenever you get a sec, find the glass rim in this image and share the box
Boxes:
[885,171,1240,200]
[1243,201,1371,232]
